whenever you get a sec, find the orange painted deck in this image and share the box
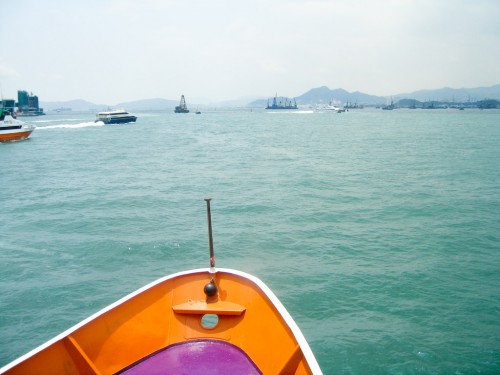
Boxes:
[1,269,322,375]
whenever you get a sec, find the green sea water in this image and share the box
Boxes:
[1,108,499,374]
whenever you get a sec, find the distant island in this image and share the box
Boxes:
[40,98,179,112]
[36,84,500,111]
[249,84,500,109]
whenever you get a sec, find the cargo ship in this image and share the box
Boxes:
[266,94,298,110]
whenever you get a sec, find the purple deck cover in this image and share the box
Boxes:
[118,339,262,375]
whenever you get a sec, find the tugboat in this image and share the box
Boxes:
[175,95,190,113]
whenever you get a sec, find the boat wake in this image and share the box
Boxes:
[36,121,105,130]
[32,118,81,123]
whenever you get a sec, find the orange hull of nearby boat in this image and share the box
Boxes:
[0,129,34,142]
[1,199,322,374]
[0,268,322,374]
[0,115,35,142]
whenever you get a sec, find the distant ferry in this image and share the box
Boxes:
[175,95,190,113]
[17,109,45,116]
[0,110,35,142]
[95,110,137,124]
[266,94,298,110]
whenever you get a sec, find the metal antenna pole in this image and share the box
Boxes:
[205,197,215,272]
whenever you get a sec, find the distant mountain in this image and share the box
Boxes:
[395,97,499,109]
[40,98,179,112]
[394,84,500,102]
[297,86,386,105]
[41,99,108,112]
[41,98,208,112]
[248,86,386,107]
[115,98,178,111]
[41,84,500,111]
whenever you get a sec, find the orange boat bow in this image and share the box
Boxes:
[1,268,322,374]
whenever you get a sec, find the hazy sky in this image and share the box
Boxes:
[1,0,499,104]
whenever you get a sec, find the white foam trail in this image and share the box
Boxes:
[36,121,105,130]
[32,118,81,123]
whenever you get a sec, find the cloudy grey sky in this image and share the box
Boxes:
[1,0,499,104]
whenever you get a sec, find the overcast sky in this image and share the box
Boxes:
[1,0,499,104]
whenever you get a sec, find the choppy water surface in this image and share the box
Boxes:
[1,108,499,374]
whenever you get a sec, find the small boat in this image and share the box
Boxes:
[0,110,35,142]
[0,198,322,375]
[175,95,190,113]
[95,110,137,124]
[317,103,345,113]
[382,98,395,110]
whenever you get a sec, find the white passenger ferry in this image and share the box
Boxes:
[95,109,137,124]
